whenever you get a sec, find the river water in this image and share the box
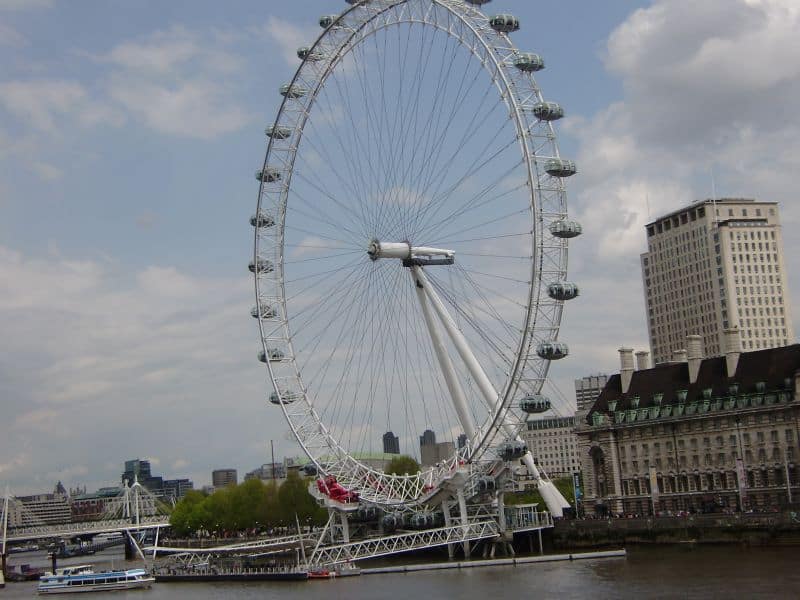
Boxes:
[4,545,800,598]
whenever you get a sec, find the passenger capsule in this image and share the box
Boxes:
[297,47,323,62]
[255,168,281,183]
[544,158,577,178]
[519,393,551,414]
[489,14,519,33]
[319,15,339,28]
[410,513,434,529]
[301,464,318,476]
[259,348,284,362]
[269,390,299,405]
[279,83,308,99]
[250,212,275,228]
[465,0,492,5]
[248,258,274,274]
[265,125,292,139]
[382,514,399,532]
[547,282,579,301]
[476,476,496,492]
[532,101,564,121]
[498,440,527,461]
[536,341,569,360]
[251,304,278,319]
[513,53,544,72]
[549,220,583,238]
[357,506,378,521]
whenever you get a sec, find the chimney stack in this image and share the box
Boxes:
[686,334,704,384]
[724,327,742,377]
[619,347,634,394]
[673,349,688,363]
[635,350,650,371]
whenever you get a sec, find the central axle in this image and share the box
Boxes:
[367,239,455,266]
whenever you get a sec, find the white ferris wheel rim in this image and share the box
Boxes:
[253,0,572,507]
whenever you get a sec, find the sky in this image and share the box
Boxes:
[1,0,799,494]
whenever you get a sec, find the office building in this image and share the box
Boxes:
[212,469,238,488]
[382,431,400,455]
[575,374,609,412]
[523,417,580,479]
[641,198,793,364]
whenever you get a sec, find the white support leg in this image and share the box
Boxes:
[414,267,570,517]
[441,501,455,559]
[457,488,470,559]
[411,268,476,441]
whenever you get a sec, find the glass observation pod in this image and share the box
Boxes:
[357,506,378,521]
[519,393,552,414]
[251,304,278,319]
[514,53,545,72]
[533,101,564,121]
[498,440,528,461]
[547,281,579,301]
[489,14,520,33]
[279,83,308,99]
[410,513,434,529]
[319,15,341,29]
[476,476,496,492]
[250,212,275,228]
[465,0,493,5]
[382,514,400,532]
[536,341,569,360]
[301,464,317,476]
[269,391,299,405]
[544,158,577,177]
[258,348,285,363]
[265,125,292,139]
[297,47,324,61]
[549,219,583,238]
[248,258,274,274]
[255,168,281,183]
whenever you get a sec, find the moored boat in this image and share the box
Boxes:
[38,565,154,594]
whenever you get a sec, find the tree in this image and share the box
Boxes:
[385,455,420,476]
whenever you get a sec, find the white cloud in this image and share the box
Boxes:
[551,0,800,402]
[0,244,276,493]
[263,16,317,67]
[0,0,52,9]
[0,22,25,45]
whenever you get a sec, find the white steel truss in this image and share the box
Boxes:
[253,0,576,509]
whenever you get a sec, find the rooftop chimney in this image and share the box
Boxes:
[724,327,742,377]
[673,349,688,363]
[686,334,704,384]
[635,350,650,371]
[619,347,634,394]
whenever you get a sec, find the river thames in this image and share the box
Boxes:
[4,545,800,598]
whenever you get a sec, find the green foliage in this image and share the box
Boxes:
[169,472,326,536]
[505,477,577,507]
[385,455,420,476]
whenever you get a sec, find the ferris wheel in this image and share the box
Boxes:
[251,0,581,515]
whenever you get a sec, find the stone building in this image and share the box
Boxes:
[578,331,800,516]
[641,198,793,364]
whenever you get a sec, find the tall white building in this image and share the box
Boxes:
[523,416,580,479]
[641,198,793,365]
[575,374,609,412]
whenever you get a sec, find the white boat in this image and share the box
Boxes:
[38,565,154,594]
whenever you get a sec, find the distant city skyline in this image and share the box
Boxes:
[1,0,798,493]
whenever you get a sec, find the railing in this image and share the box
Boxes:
[310,520,500,566]
[6,515,169,542]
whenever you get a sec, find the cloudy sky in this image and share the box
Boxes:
[1,0,798,494]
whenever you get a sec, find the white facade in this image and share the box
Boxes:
[642,198,793,365]
[575,374,608,412]
[523,416,580,478]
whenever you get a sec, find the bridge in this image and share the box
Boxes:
[1,481,170,547]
